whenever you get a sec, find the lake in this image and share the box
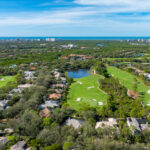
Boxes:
[67,69,90,78]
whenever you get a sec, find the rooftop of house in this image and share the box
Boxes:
[40,108,50,118]
[64,118,84,129]
[95,118,117,129]
[39,100,60,109]
[127,90,139,99]
[18,84,33,89]
[10,141,26,150]
[127,117,149,132]
[48,93,61,100]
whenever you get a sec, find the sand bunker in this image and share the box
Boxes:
[147,90,150,94]
[98,102,103,106]
[92,99,96,101]
[77,81,82,85]
[88,86,94,89]
[76,98,81,102]
[147,102,150,106]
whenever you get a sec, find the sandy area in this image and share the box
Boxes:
[88,86,94,89]
[76,98,81,102]
[147,90,150,94]
[77,81,82,85]
[98,102,103,106]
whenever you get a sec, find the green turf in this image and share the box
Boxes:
[107,66,150,105]
[67,75,108,110]
[0,76,16,88]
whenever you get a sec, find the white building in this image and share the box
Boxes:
[46,38,56,42]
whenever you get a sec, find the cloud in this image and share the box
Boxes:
[74,0,150,12]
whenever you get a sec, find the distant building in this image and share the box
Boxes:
[46,38,56,42]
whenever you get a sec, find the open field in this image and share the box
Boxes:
[67,75,108,110]
[0,76,16,88]
[107,66,150,104]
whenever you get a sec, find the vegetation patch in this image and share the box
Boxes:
[0,76,16,88]
[67,75,108,110]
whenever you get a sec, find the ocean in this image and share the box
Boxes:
[0,37,150,40]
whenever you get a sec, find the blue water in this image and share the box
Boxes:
[97,44,105,47]
[1,36,150,40]
[67,69,90,78]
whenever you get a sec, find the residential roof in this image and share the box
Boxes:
[40,100,60,109]
[127,117,149,132]
[10,141,26,150]
[18,84,32,89]
[64,118,84,129]
[127,90,139,99]
[48,93,61,99]
[40,108,50,118]
[95,118,117,129]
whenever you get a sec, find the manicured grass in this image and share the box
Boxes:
[107,66,150,105]
[67,75,108,110]
[0,76,16,88]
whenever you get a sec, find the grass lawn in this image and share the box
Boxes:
[107,66,150,105]
[0,76,16,88]
[67,75,108,110]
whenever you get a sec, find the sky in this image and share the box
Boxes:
[1,0,150,36]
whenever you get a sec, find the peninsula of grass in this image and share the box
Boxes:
[0,76,17,88]
[107,66,150,105]
[67,75,108,110]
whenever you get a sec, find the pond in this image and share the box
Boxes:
[67,69,90,78]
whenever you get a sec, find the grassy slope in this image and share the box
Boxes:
[0,76,16,88]
[67,75,108,110]
[107,66,150,104]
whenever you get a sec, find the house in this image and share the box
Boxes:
[51,84,65,89]
[61,57,68,60]
[127,90,139,99]
[48,93,62,100]
[10,88,22,94]
[10,141,26,150]
[64,118,84,129]
[127,118,149,134]
[53,71,61,79]
[18,84,32,90]
[0,137,7,145]
[24,71,36,80]
[144,73,150,81]
[40,108,50,118]
[39,100,60,109]
[30,67,36,70]
[0,100,9,110]
[95,118,118,129]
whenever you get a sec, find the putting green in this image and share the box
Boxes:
[67,75,108,110]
